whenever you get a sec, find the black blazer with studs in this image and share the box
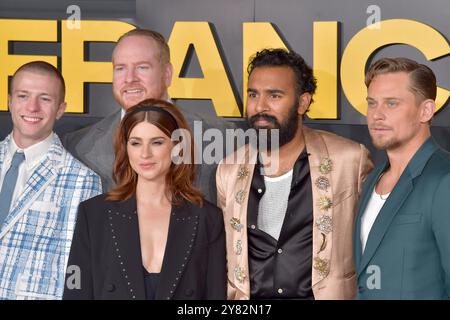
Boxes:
[63,194,226,300]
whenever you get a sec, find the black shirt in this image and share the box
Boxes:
[247,149,314,299]
[143,268,160,300]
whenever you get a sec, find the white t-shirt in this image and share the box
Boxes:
[360,187,390,252]
[257,169,293,240]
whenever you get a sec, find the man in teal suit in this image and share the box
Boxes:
[353,57,450,299]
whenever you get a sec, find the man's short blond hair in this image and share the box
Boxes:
[365,57,437,102]
[10,61,65,103]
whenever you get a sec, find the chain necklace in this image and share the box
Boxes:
[376,172,390,200]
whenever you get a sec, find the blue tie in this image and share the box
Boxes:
[0,151,25,228]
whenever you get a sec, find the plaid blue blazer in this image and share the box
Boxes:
[0,134,102,300]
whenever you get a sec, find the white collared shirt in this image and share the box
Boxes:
[0,133,54,211]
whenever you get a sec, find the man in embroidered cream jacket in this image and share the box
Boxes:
[216,49,373,300]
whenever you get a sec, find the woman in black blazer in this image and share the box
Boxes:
[63,99,226,300]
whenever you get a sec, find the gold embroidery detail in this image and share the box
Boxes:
[318,233,327,253]
[237,166,249,179]
[234,266,246,283]
[235,190,246,204]
[315,176,330,191]
[230,217,243,232]
[319,157,333,175]
[316,214,333,234]
[235,240,242,255]
[317,196,333,211]
[313,257,330,278]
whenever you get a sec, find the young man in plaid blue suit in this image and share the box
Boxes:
[0,61,102,299]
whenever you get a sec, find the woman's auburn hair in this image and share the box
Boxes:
[106,98,203,207]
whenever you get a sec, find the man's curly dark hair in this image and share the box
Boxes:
[247,48,317,102]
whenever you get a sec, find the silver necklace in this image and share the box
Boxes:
[376,172,389,200]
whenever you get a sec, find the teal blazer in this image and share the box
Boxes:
[354,138,450,299]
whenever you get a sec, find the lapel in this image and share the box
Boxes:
[229,129,337,293]
[353,165,385,270]
[303,127,335,286]
[357,138,438,275]
[156,201,200,300]
[108,196,146,299]
[109,197,200,300]
[79,111,120,183]
[229,144,257,299]
[0,135,62,239]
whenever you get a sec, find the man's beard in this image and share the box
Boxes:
[370,135,401,151]
[369,124,400,151]
[247,99,299,150]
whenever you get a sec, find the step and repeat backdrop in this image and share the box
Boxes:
[1,0,450,164]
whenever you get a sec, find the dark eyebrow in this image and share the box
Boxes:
[267,89,284,94]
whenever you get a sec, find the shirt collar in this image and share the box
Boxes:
[9,132,55,169]
[256,147,308,172]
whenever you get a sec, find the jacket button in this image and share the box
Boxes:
[106,284,116,292]
[185,289,194,297]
